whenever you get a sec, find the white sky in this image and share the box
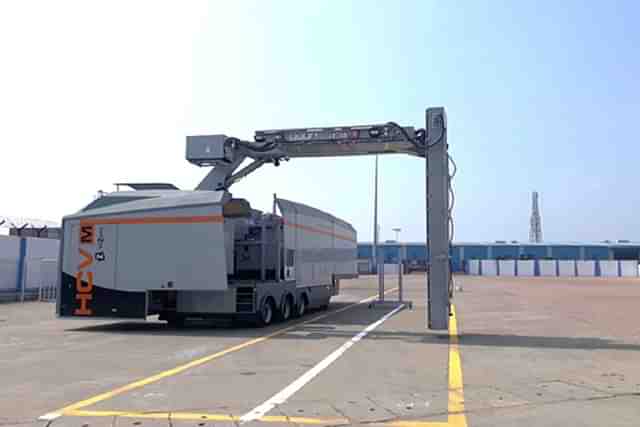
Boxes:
[0,1,409,240]
[1,2,212,219]
[3,1,639,242]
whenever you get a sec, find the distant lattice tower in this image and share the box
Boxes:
[529,191,543,243]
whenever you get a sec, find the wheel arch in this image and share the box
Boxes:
[298,290,310,307]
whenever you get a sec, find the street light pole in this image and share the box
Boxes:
[373,155,383,301]
[392,228,403,302]
[373,155,378,275]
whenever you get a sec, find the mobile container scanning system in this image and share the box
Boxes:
[57,107,451,329]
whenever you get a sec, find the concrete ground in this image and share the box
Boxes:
[454,276,640,426]
[0,275,639,427]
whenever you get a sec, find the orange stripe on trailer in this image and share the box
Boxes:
[79,215,224,226]
[283,220,356,243]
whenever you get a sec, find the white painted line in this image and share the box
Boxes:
[38,412,61,421]
[239,304,405,423]
[37,289,398,422]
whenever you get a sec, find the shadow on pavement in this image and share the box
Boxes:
[455,333,640,351]
[66,303,640,352]
[66,302,401,336]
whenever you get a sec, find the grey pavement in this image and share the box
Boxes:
[1,275,640,427]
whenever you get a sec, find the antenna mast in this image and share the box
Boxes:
[529,191,543,243]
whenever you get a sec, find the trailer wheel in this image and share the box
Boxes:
[256,298,275,327]
[278,296,293,322]
[295,294,307,318]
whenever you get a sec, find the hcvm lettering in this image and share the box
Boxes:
[75,225,95,315]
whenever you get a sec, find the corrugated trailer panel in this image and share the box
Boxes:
[333,221,357,276]
[277,198,356,286]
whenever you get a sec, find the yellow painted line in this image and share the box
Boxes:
[385,306,468,427]
[386,421,449,427]
[40,287,398,420]
[387,305,468,427]
[447,304,468,427]
[67,409,350,425]
[67,409,451,426]
[47,293,468,427]
[262,414,349,425]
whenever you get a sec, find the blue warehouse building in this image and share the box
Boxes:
[357,241,640,273]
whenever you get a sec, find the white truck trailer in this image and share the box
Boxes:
[57,106,452,329]
[57,189,357,326]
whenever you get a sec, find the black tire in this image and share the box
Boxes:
[256,298,275,327]
[295,295,307,318]
[277,296,293,322]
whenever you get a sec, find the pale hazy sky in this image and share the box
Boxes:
[1,1,638,242]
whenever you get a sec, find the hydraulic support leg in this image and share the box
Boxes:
[426,107,450,330]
